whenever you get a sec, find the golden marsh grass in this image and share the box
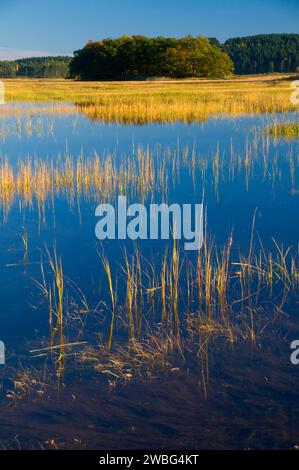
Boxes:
[268,122,299,139]
[0,130,297,223]
[2,75,298,124]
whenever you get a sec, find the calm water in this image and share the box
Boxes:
[0,102,299,449]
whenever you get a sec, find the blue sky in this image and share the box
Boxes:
[0,0,298,59]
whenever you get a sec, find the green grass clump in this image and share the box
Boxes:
[268,122,299,139]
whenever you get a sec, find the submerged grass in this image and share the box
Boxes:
[100,253,116,352]
[36,246,65,378]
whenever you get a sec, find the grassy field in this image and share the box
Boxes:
[2,74,298,123]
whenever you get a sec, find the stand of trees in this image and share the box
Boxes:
[1,34,298,80]
[69,35,234,80]
[224,34,299,74]
[0,57,71,78]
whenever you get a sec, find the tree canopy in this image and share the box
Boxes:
[224,34,299,74]
[69,35,234,80]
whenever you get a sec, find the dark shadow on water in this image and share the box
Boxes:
[1,330,299,450]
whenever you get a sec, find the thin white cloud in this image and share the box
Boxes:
[0,47,72,60]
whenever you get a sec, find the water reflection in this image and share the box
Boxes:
[0,102,299,449]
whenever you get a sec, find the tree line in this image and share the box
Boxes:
[0,34,298,79]
[224,34,299,74]
[0,57,71,78]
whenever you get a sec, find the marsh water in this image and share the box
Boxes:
[0,102,299,449]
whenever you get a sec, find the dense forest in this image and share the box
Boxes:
[224,34,299,74]
[0,34,298,79]
[0,57,71,78]
[69,35,234,80]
